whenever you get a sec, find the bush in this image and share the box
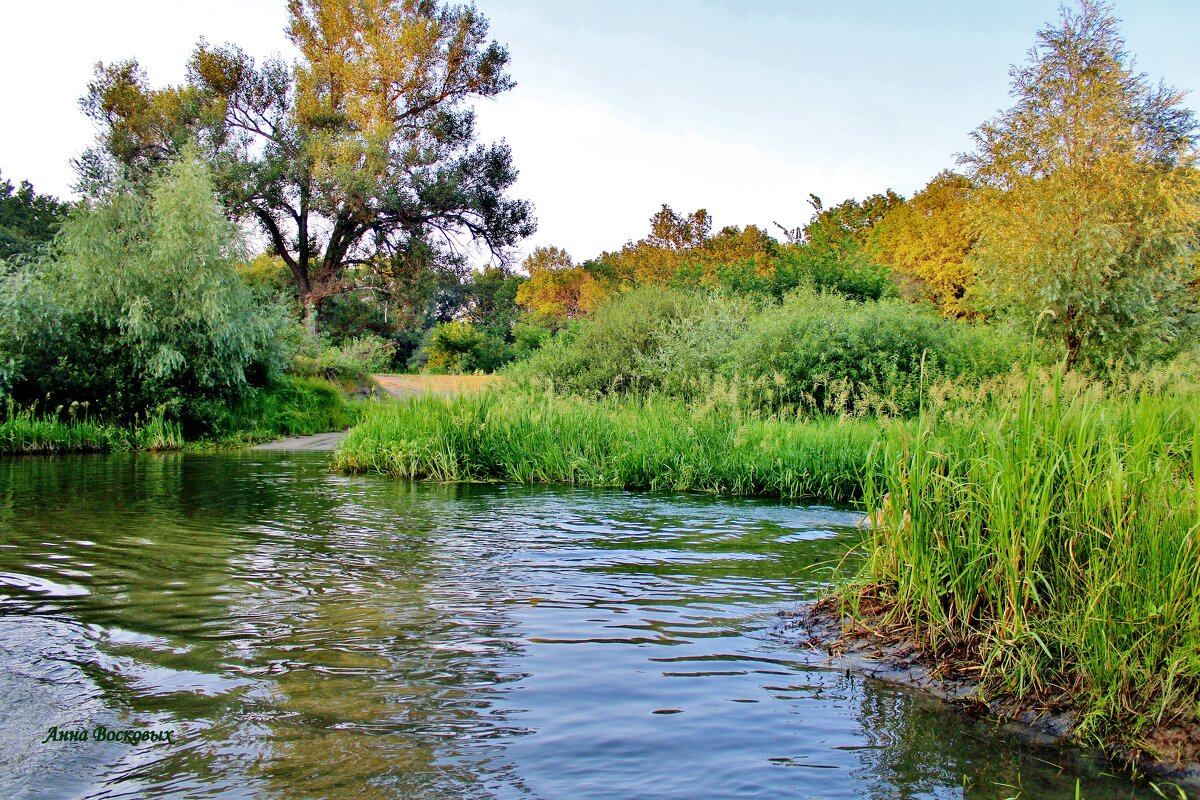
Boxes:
[508,286,703,395]
[421,320,509,374]
[0,148,287,434]
[290,329,394,385]
[731,292,1019,416]
[511,286,1018,416]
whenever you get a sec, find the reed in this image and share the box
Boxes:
[333,389,881,503]
[0,398,183,454]
[856,365,1200,752]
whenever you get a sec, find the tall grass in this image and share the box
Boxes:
[0,398,182,454]
[333,389,881,503]
[856,365,1200,753]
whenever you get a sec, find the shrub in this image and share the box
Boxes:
[731,292,1019,416]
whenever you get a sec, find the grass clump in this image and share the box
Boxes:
[0,399,182,454]
[854,365,1200,756]
[333,389,881,503]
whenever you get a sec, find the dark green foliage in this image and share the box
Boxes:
[0,172,72,262]
[204,376,360,445]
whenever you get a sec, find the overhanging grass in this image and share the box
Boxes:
[854,367,1200,755]
[333,389,882,503]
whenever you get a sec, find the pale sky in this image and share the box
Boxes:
[1,0,1197,264]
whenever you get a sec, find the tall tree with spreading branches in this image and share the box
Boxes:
[78,0,536,331]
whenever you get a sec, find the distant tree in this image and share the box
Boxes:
[78,0,535,330]
[0,172,72,261]
[871,171,977,316]
[515,246,611,324]
[802,190,905,256]
[962,0,1199,367]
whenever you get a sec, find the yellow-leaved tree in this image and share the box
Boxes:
[871,171,977,317]
[961,0,1199,368]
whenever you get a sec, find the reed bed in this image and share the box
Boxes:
[0,399,183,454]
[333,389,881,503]
[857,368,1200,753]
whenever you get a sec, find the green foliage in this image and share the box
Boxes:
[333,390,880,504]
[731,293,1017,416]
[290,328,395,384]
[802,190,905,256]
[0,171,71,262]
[420,320,508,374]
[508,286,703,395]
[513,287,1016,416]
[856,364,1200,751]
[0,149,287,433]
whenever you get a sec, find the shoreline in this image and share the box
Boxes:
[785,597,1200,795]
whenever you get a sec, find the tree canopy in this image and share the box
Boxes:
[78,0,535,329]
[962,0,1199,367]
[0,172,72,262]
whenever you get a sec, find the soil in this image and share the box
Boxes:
[784,597,1200,793]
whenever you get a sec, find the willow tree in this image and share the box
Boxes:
[961,0,1199,367]
[78,0,535,330]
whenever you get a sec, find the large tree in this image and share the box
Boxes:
[79,0,535,330]
[961,0,1199,367]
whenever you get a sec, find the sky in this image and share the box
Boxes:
[1,0,1197,264]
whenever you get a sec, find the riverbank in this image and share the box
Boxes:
[791,598,1200,794]
[333,389,881,503]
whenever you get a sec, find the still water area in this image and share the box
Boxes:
[0,451,1166,799]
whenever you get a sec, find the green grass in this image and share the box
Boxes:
[201,376,363,446]
[0,399,183,454]
[333,389,881,503]
[853,366,1200,757]
[1,376,358,454]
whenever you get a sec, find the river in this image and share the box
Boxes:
[0,451,1162,799]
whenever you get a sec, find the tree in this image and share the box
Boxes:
[79,0,535,330]
[0,172,72,262]
[515,246,611,324]
[961,0,1199,367]
[1,148,284,428]
[802,190,905,256]
[871,171,977,316]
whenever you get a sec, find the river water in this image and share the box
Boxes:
[0,451,1165,799]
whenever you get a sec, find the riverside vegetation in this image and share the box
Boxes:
[3,0,1199,787]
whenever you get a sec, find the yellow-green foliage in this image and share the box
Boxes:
[871,171,977,317]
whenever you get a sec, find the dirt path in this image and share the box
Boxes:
[370,373,503,398]
[253,374,501,451]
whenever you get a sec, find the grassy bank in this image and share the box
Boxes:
[0,400,183,454]
[333,389,881,503]
[0,376,359,455]
[853,371,1200,762]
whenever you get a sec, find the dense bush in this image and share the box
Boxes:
[731,293,1018,416]
[512,286,1019,416]
[0,150,287,434]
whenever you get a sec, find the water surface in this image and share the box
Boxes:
[0,452,1162,799]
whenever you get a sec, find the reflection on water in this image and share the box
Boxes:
[0,452,1161,799]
